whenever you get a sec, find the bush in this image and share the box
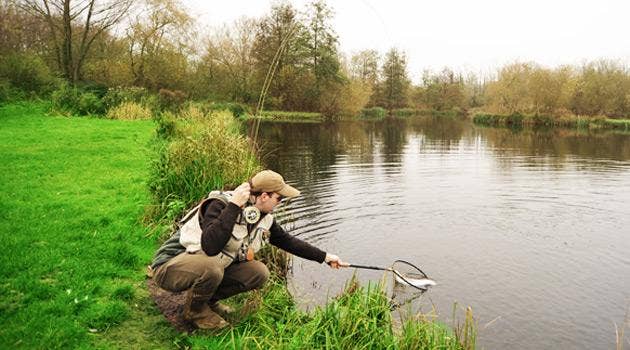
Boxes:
[393,108,417,117]
[158,88,187,112]
[51,83,81,113]
[184,101,251,118]
[360,106,386,119]
[77,81,108,99]
[0,53,59,96]
[0,78,23,103]
[106,101,152,120]
[154,111,179,140]
[77,92,105,115]
[505,113,524,126]
[227,102,249,118]
[51,83,105,116]
[102,86,151,110]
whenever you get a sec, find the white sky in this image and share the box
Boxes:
[186,0,630,83]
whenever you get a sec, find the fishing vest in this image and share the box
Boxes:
[179,191,274,268]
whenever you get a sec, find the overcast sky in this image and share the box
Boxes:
[187,0,630,82]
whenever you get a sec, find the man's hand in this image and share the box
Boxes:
[230,182,251,207]
[325,253,345,269]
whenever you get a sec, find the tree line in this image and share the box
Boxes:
[1,0,629,119]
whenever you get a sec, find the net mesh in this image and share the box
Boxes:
[391,260,429,289]
[389,260,432,310]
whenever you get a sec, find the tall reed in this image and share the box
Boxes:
[147,106,259,223]
[193,276,476,349]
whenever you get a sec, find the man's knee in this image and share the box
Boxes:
[248,261,270,289]
[198,264,224,284]
[154,253,225,293]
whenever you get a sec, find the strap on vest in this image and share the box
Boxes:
[178,191,231,226]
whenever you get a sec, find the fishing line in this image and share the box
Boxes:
[245,11,304,181]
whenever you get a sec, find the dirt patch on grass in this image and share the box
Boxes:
[146,278,195,333]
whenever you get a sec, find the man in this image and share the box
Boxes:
[150,170,344,329]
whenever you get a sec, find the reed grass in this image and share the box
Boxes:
[473,112,630,131]
[360,107,387,119]
[106,101,153,120]
[192,273,476,350]
[146,105,259,224]
[253,110,323,121]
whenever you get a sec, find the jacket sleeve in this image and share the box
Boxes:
[269,220,327,263]
[199,199,241,256]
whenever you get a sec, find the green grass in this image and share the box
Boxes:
[0,102,178,348]
[1,101,475,349]
[191,276,474,350]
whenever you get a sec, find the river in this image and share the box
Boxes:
[251,116,630,350]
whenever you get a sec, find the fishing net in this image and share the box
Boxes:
[343,260,436,310]
[390,259,433,291]
[388,260,435,310]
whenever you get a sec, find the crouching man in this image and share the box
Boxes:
[150,170,344,329]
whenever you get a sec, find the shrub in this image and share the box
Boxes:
[77,81,108,99]
[158,88,187,112]
[0,53,59,96]
[77,92,105,115]
[154,111,179,140]
[102,86,151,110]
[227,102,249,118]
[528,114,554,126]
[505,113,524,126]
[360,106,386,119]
[51,83,81,114]
[106,101,152,120]
[393,108,417,117]
[51,83,105,116]
[184,101,251,118]
[0,78,23,103]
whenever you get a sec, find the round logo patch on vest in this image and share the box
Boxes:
[243,206,261,224]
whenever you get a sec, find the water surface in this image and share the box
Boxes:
[252,117,630,350]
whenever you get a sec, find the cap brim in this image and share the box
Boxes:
[277,184,300,198]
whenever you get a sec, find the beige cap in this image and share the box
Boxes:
[250,170,300,198]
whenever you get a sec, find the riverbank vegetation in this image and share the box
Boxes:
[472,113,630,131]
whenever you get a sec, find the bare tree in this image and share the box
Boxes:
[126,0,192,88]
[18,0,133,83]
[203,17,257,102]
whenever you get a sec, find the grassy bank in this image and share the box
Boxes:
[0,101,474,349]
[0,102,179,348]
[250,110,323,122]
[472,112,630,131]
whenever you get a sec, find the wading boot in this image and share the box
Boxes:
[183,290,229,330]
[209,300,235,319]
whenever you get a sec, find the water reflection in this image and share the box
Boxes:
[250,117,630,350]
